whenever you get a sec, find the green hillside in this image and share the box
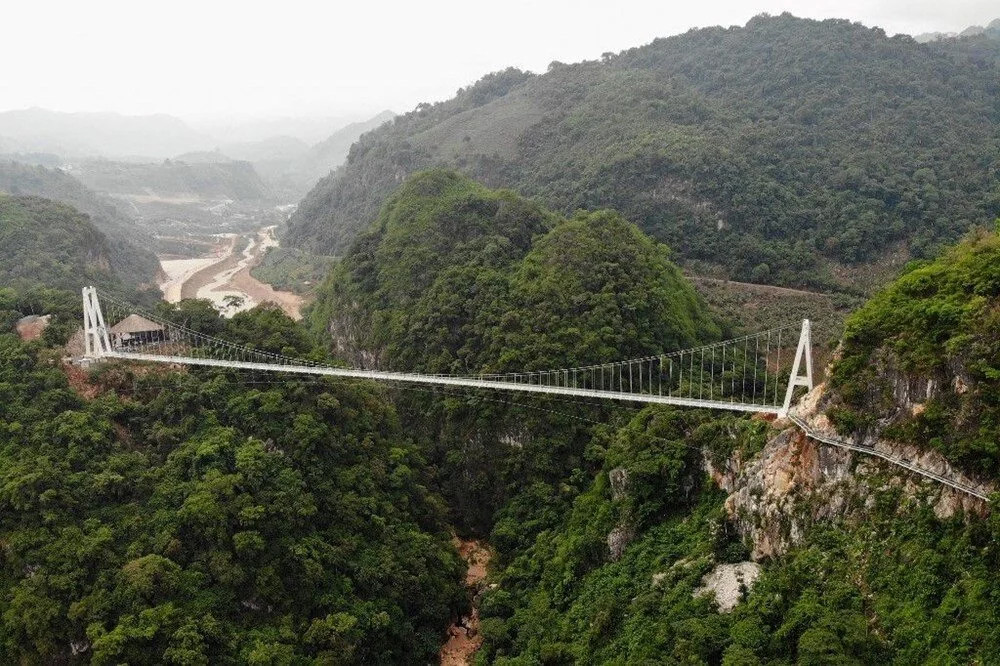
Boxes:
[0,161,160,284]
[309,168,719,534]
[304,173,1000,664]
[0,195,156,290]
[309,169,718,376]
[830,222,1000,474]
[4,172,1000,663]
[286,14,1000,289]
[75,158,273,202]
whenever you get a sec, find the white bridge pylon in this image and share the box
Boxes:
[82,286,814,416]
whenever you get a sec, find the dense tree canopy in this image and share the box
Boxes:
[0,195,156,291]
[0,160,160,284]
[0,303,465,663]
[309,169,718,375]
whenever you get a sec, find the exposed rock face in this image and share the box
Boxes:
[498,428,529,449]
[325,303,382,369]
[718,383,994,560]
[795,384,994,514]
[723,426,854,560]
[607,524,635,561]
[15,314,51,341]
[608,467,630,501]
[693,562,761,612]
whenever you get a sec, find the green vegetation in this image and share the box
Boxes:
[0,301,464,663]
[690,278,861,360]
[0,286,82,344]
[5,62,1000,660]
[309,169,718,375]
[308,169,720,533]
[75,159,272,202]
[0,161,160,284]
[4,155,1000,663]
[0,195,156,291]
[477,406,1000,663]
[301,168,1000,664]
[830,224,1000,474]
[250,247,335,296]
[286,14,1000,290]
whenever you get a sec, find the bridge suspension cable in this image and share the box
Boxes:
[82,286,814,416]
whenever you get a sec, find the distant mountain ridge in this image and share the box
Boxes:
[301,111,396,179]
[214,110,396,198]
[72,158,273,202]
[0,108,211,159]
[914,17,1000,43]
[284,13,1000,290]
[0,108,395,199]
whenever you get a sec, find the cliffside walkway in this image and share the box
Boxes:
[788,414,990,502]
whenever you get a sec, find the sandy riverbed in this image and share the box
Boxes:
[157,226,304,319]
[159,237,232,302]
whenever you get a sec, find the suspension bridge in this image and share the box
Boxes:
[81,286,814,417]
[80,287,991,502]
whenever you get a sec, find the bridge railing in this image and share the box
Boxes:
[83,286,814,415]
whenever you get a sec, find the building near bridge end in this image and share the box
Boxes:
[110,314,166,348]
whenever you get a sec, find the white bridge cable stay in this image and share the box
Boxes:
[82,286,815,416]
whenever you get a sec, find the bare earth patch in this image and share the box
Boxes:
[15,315,51,341]
[694,561,761,612]
[159,227,303,319]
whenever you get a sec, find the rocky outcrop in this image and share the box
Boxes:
[608,467,630,501]
[607,523,635,561]
[723,426,855,560]
[717,383,994,560]
[326,303,382,369]
[795,383,994,515]
[693,562,762,612]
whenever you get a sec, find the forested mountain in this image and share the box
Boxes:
[0,161,160,282]
[4,162,1000,661]
[829,223,1000,475]
[309,169,717,376]
[303,170,1000,662]
[73,158,273,202]
[0,195,157,290]
[6,9,1000,662]
[286,14,1000,289]
[297,111,395,184]
[309,168,719,530]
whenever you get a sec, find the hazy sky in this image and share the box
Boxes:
[2,0,996,120]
